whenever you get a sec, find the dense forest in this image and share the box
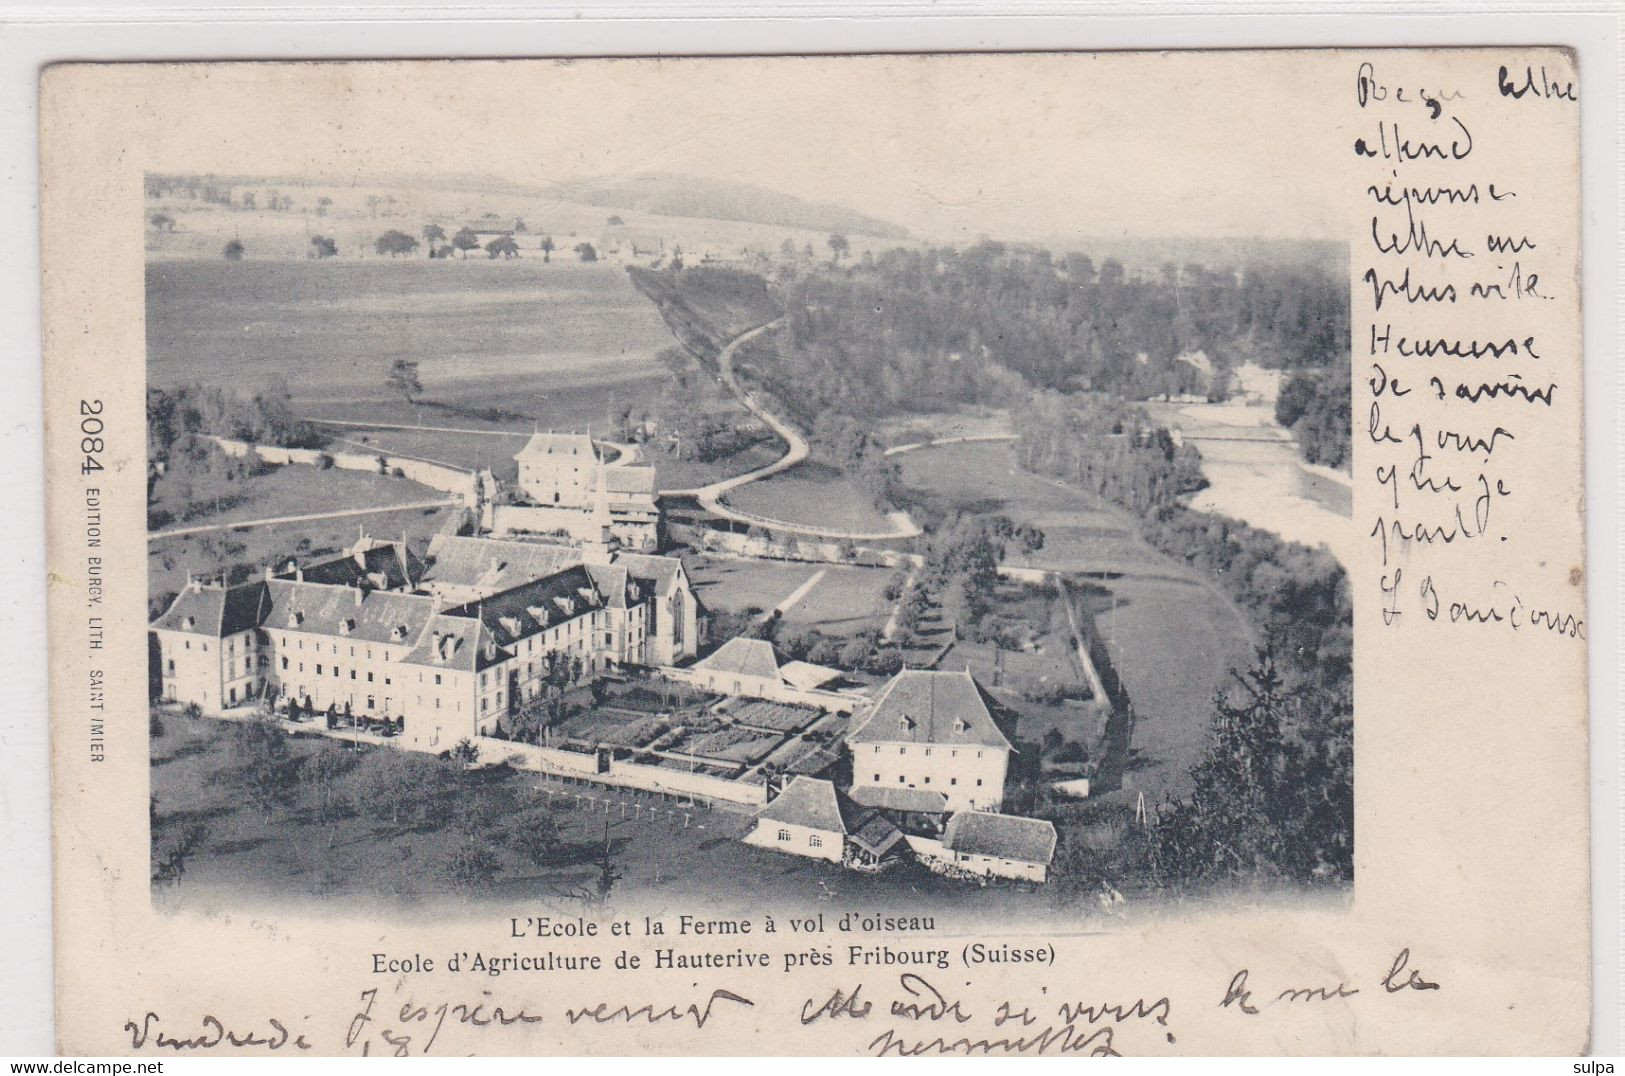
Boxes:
[1275,355,1354,470]
[742,242,1347,428]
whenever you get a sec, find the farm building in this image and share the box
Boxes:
[936,811,1058,884]
[742,776,906,871]
[666,638,856,712]
[488,432,660,551]
[743,776,847,863]
[845,668,1015,812]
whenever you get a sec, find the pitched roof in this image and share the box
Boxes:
[847,669,1012,750]
[778,660,842,692]
[694,637,781,681]
[611,552,685,597]
[514,432,599,464]
[400,614,490,672]
[151,581,269,637]
[439,564,602,649]
[263,580,437,647]
[847,785,949,815]
[847,809,906,858]
[291,540,422,592]
[756,776,846,833]
[604,466,657,496]
[942,811,1057,866]
[422,534,586,594]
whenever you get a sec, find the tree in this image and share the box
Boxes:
[539,236,555,263]
[827,233,850,264]
[222,239,245,261]
[443,833,503,891]
[513,218,528,233]
[240,191,256,211]
[374,230,419,258]
[366,194,382,219]
[452,227,481,259]
[300,745,357,832]
[1149,643,1351,888]
[232,716,297,819]
[386,358,422,403]
[504,805,563,870]
[309,234,338,258]
[422,223,446,249]
[346,748,422,826]
[485,235,520,259]
[316,196,333,217]
[451,738,480,766]
[574,242,598,263]
[148,212,176,232]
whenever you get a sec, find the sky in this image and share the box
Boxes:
[123,51,1357,244]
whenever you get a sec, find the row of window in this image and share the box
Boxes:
[872,745,985,758]
[872,774,983,788]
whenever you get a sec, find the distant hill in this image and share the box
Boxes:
[548,172,910,240]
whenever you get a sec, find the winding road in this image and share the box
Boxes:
[664,319,921,541]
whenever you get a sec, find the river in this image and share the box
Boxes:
[1144,401,1356,568]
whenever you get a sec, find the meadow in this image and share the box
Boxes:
[685,555,894,640]
[721,461,895,534]
[148,463,457,610]
[147,257,675,433]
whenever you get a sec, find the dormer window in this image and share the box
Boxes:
[182,615,196,630]
[577,586,598,606]
[898,716,914,732]
[554,596,575,616]
[953,718,967,733]
[287,610,304,627]
[526,605,550,626]
[499,615,523,637]
[338,618,355,636]
[389,625,406,642]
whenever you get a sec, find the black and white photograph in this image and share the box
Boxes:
[140,55,1354,918]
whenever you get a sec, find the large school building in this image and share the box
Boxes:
[149,532,697,752]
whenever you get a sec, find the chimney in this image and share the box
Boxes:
[263,564,274,582]
[353,584,364,607]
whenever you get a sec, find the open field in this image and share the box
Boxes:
[721,461,894,534]
[774,564,893,635]
[687,556,821,618]
[150,460,444,532]
[148,469,456,605]
[148,258,675,427]
[895,439,1256,803]
[685,556,892,639]
[145,186,909,269]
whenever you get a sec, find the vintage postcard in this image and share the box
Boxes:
[41,49,1587,1055]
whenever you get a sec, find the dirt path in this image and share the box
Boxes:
[149,498,459,541]
[665,319,922,541]
[882,433,1017,457]
[755,568,828,625]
